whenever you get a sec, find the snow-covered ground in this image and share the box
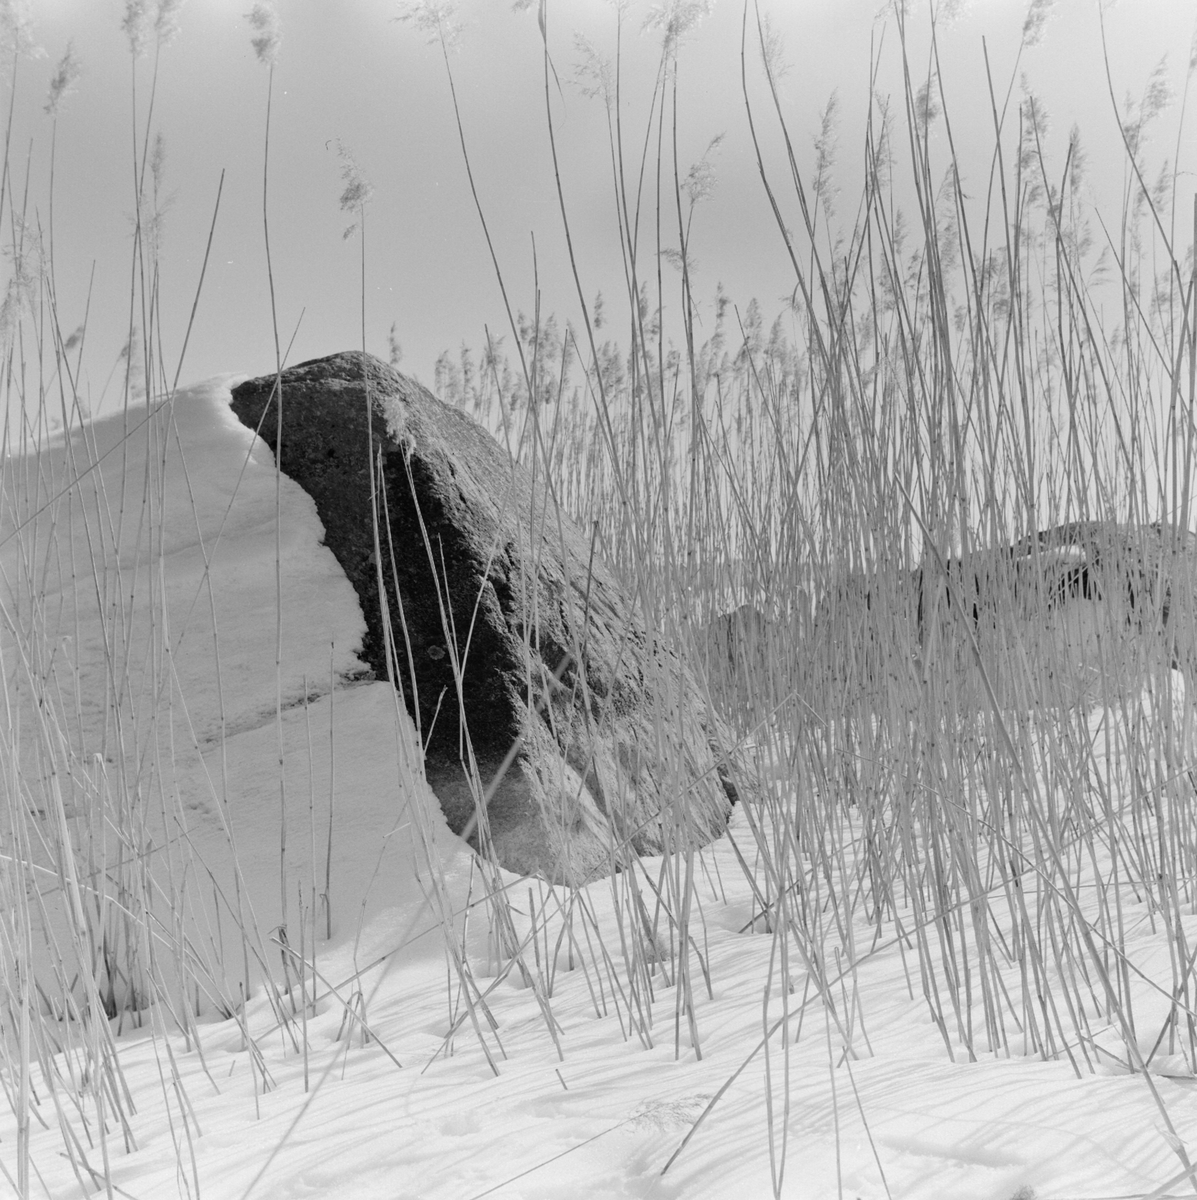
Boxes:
[5,381,1197,1199]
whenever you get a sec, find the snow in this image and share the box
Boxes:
[4,381,1197,1199]
[0,382,366,792]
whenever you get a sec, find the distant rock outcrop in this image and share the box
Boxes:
[230,351,737,883]
[810,521,1197,714]
[914,521,1197,710]
[699,604,772,725]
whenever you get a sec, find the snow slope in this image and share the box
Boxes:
[4,381,1197,1199]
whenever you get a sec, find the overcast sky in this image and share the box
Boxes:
[4,0,1194,413]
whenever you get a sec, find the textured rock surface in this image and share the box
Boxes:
[230,351,735,882]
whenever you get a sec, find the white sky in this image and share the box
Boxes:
[5,0,1195,407]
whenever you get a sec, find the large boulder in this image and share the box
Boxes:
[230,351,736,883]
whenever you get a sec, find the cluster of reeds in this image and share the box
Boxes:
[424,0,1197,1187]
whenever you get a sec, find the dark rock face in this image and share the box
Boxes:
[230,351,735,882]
